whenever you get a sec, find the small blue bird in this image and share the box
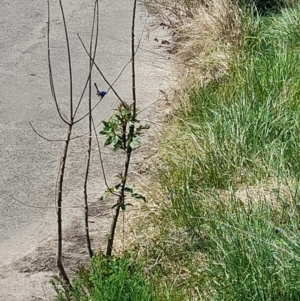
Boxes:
[97,90,107,98]
[94,83,107,98]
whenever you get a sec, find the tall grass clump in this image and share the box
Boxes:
[52,253,158,301]
[146,0,241,81]
[200,189,300,301]
[145,2,300,300]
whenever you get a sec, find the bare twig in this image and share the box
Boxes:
[74,18,148,126]
[73,71,92,119]
[29,122,67,142]
[83,0,99,258]
[131,0,137,118]
[10,195,84,210]
[92,118,114,193]
[73,61,126,125]
[59,0,73,121]
[47,0,69,125]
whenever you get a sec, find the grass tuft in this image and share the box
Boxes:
[52,253,159,301]
[146,0,241,82]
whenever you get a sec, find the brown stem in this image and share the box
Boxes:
[59,0,73,121]
[83,0,99,259]
[84,134,93,258]
[57,125,72,286]
[131,0,137,119]
[106,200,122,256]
[92,117,118,194]
[47,0,69,125]
[106,143,133,256]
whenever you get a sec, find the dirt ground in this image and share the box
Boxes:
[0,1,173,300]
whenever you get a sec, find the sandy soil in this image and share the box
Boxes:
[0,1,173,300]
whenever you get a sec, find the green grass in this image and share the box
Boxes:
[52,253,159,301]
[180,10,300,188]
[148,2,300,300]
[200,190,300,301]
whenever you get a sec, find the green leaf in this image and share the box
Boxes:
[104,135,114,146]
[100,128,110,135]
[111,203,120,209]
[124,187,133,193]
[100,187,114,201]
[131,193,146,202]
[120,203,133,211]
[136,124,150,132]
[117,173,124,180]
[129,137,141,149]
[114,183,122,190]
[122,203,133,211]
[112,138,123,152]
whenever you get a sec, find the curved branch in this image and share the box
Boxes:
[59,0,73,121]
[73,0,100,121]
[29,122,66,142]
[47,0,70,125]
[83,0,100,259]
[10,196,84,210]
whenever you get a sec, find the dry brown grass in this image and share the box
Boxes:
[146,0,241,84]
[112,175,170,256]
[235,178,297,210]
[175,0,240,76]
